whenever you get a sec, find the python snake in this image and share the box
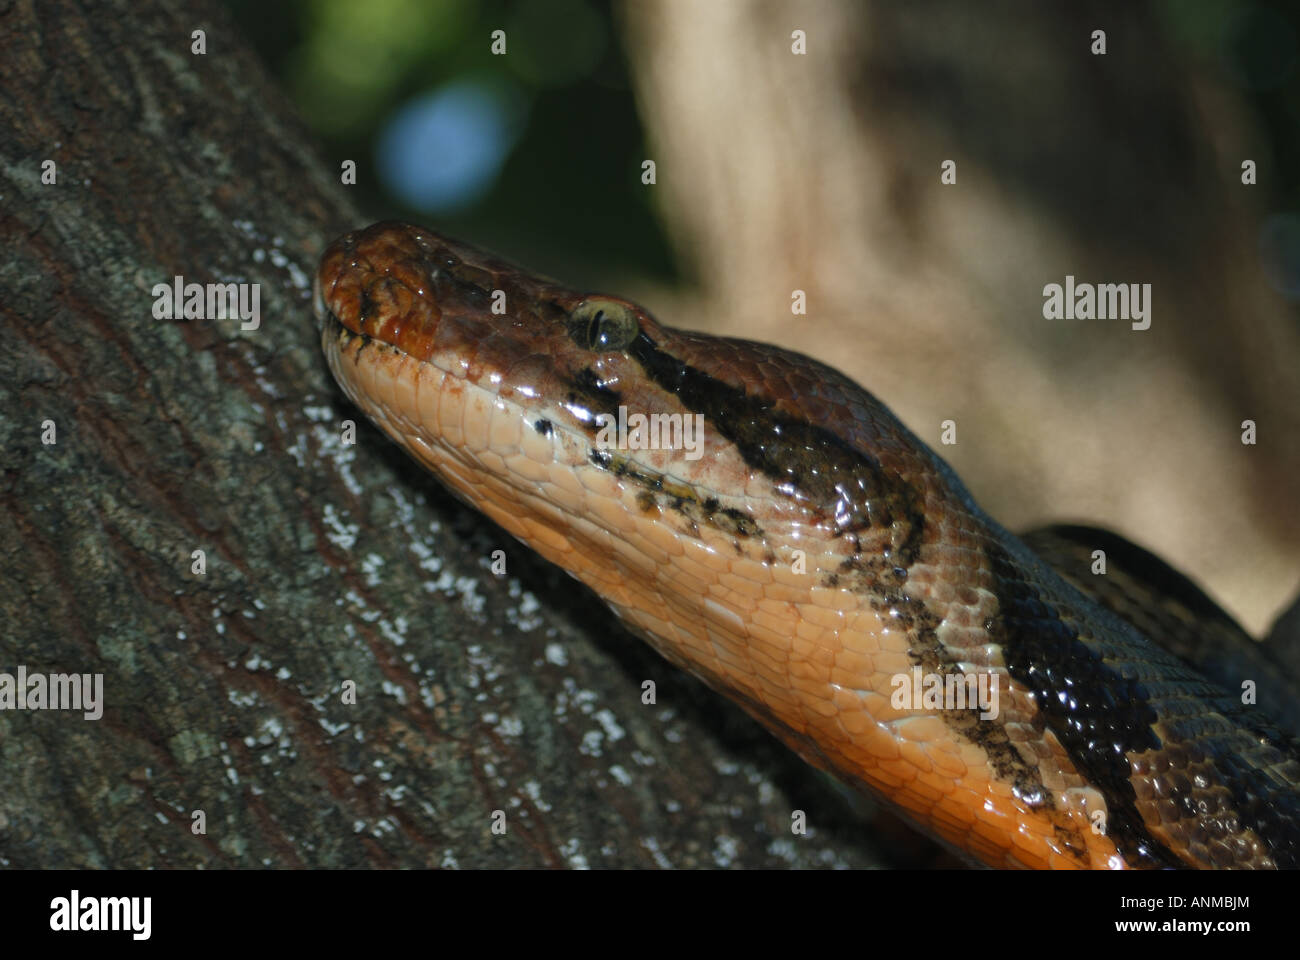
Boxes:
[315,221,1300,869]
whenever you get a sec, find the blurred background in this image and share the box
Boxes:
[228,0,1300,637]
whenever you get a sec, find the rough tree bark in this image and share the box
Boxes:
[0,0,901,868]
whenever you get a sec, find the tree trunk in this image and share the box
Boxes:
[0,0,896,868]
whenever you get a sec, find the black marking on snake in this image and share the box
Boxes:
[983,539,1185,868]
[994,530,1300,867]
[626,333,925,557]
[329,304,374,359]
[533,419,553,436]
[1016,529,1300,865]
[329,313,375,358]
[356,288,374,327]
[874,583,1068,828]
[833,553,911,593]
[587,449,762,540]
[565,367,623,422]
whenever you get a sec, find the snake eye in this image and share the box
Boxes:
[568,299,640,352]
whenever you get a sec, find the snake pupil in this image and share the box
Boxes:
[570,300,638,352]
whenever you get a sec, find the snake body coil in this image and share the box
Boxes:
[315,221,1300,869]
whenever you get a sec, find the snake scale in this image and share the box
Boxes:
[315,220,1300,869]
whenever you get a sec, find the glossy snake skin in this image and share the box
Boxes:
[315,221,1300,869]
